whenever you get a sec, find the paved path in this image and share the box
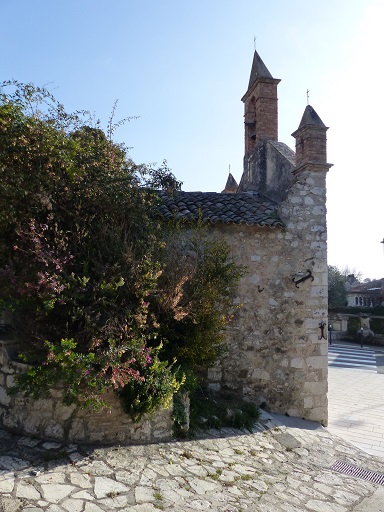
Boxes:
[1,411,384,511]
[2,343,384,511]
[328,362,384,459]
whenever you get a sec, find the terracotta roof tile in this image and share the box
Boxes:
[157,191,283,227]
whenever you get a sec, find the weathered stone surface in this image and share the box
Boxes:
[61,498,84,512]
[16,481,41,500]
[93,476,130,499]
[0,496,24,512]
[207,173,329,424]
[0,470,14,492]
[0,346,173,445]
[40,483,75,503]
[69,472,92,488]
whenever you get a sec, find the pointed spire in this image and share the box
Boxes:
[248,51,273,90]
[222,173,238,194]
[242,51,280,156]
[297,105,326,130]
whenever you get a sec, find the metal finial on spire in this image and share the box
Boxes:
[306,89,310,105]
[254,36,257,51]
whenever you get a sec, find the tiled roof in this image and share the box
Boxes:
[348,279,384,294]
[157,191,283,227]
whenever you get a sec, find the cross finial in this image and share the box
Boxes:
[306,89,310,105]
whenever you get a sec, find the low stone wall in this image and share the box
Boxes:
[0,339,173,445]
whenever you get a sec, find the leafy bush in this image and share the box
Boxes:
[188,390,260,434]
[370,318,384,335]
[347,317,360,336]
[328,266,347,308]
[0,81,243,418]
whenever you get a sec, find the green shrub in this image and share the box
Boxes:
[347,317,360,336]
[188,390,260,434]
[370,318,384,335]
[0,81,243,419]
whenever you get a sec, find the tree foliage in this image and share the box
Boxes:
[328,265,348,308]
[0,81,243,417]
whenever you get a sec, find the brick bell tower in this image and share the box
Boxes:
[241,51,280,168]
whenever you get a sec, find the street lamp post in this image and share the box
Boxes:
[360,327,364,349]
[328,323,333,346]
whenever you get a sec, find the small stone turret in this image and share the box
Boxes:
[291,105,332,173]
[222,173,238,193]
[241,51,280,164]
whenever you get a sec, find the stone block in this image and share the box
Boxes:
[23,416,41,435]
[303,381,327,394]
[319,343,329,356]
[310,286,327,298]
[1,365,15,374]
[68,419,85,441]
[53,403,76,422]
[313,394,328,407]
[35,398,54,414]
[3,411,19,429]
[44,422,64,440]
[6,374,15,388]
[250,369,270,381]
[304,397,313,408]
[207,367,222,381]
[0,386,11,406]
[287,407,300,418]
[304,318,321,329]
[305,406,327,425]
[305,356,327,370]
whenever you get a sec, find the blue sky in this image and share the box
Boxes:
[2,0,384,279]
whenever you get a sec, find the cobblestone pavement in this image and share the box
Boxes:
[1,412,384,511]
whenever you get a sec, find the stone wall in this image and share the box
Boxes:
[207,167,328,425]
[0,339,173,445]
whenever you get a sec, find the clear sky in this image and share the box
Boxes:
[2,0,383,279]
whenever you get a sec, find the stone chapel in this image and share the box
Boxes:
[0,51,332,443]
[160,50,332,425]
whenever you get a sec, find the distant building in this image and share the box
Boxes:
[346,277,384,308]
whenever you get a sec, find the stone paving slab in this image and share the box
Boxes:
[328,366,384,458]
[1,412,384,511]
